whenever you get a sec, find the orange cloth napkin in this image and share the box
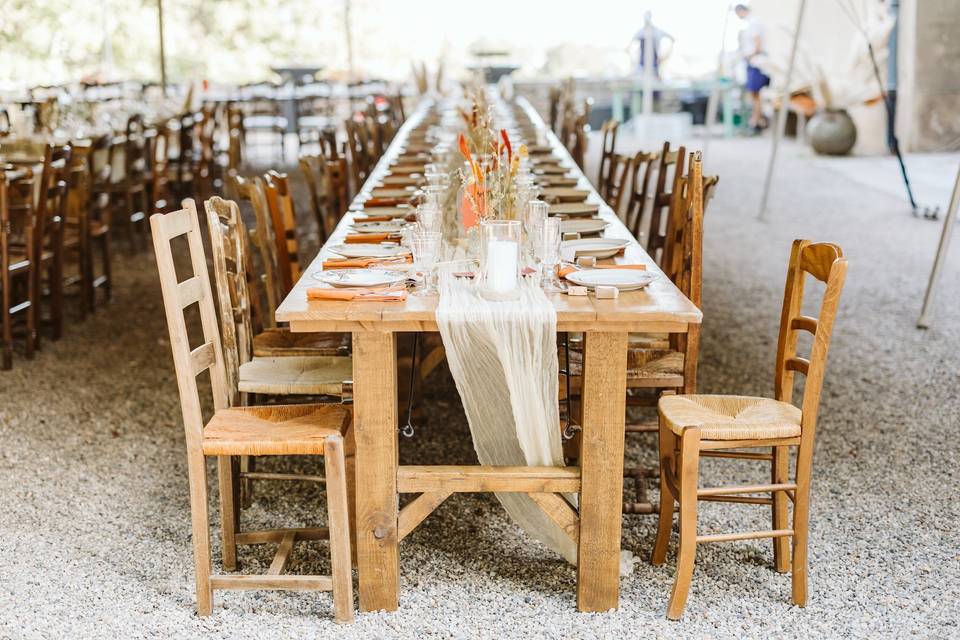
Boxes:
[322,256,411,269]
[344,233,402,244]
[363,197,408,207]
[559,263,647,279]
[307,286,408,302]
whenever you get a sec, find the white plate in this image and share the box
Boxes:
[351,221,408,233]
[561,238,629,260]
[561,218,608,236]
[311,269,408,288]
[328,244,412,259]
[564,269,656,291]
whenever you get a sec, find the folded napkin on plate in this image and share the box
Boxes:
[363,197,407,207]
[344,232,402,244]
[307,286,407,302]
[322,256,411,269]
[559,263,647,278]
[354,214,417,223]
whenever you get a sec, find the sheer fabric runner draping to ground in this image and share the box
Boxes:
[435,269,577,563]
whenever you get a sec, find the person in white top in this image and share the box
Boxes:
[736,3,770,132]
[632,11,674,80]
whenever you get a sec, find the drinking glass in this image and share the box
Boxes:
[523,199,549,264]
[539,216,563,292]
[421,184,446,211]
[411,231,442,296]
[416,202,442,234]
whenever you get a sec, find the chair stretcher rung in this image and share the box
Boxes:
[698,482,796,497]
[696,529,793,544]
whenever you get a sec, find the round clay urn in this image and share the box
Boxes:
[808,108,857,156]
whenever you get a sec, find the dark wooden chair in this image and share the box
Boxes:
[0,167,38,368]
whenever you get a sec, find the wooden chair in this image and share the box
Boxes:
[150,125,173,215]
[344,118,372,195]
[599,152,633,218]
[652,239,848,619]
[62,144,93,318]
[0,167,38,368]
[109,115,150,251]
[204,196,351,389]
[624,150,659,240]
[262,171,300,293]
[231,174,283,323]
[647,142,682,265]
[300,153,348,244]
[84,134,115,311]
[569,113,589,171]
[34,144,71,342]
[596,119,618,194]
[150,200,354,623]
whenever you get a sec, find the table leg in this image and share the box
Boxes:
[577,331,627,612]
[352,331,400,612]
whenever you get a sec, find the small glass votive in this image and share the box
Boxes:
[479,219,521,301]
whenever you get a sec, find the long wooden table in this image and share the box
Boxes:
[276,97,702,613]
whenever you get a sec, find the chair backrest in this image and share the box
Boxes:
[124,115,147,179]
[232,174,281,327]
[300,153,331,243]
[150,200,231,449]
[204,196,257,400]
[774,240,848,437]
[596,119,618,190]
[647,143,684,267]
[263,170,301,291]
[0,167,34,274]
[151,125,171,213]
[624,150,658,239]
[601,152,633,218]
[569,113,588,170]
[36,144,71,253]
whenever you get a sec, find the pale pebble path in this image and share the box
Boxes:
[1,132,958,639]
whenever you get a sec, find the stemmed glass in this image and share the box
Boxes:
[416,202,442,234]
[523,200,549,266]
[539,216,564,292]
[411,231,442,296]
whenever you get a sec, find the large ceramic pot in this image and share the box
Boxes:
[808,108,857,156]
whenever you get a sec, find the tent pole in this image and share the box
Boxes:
[158,0,168,95]
[917,162,960,328]
[757,0,807,221]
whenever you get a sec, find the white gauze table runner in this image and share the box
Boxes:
[435,268,577,563]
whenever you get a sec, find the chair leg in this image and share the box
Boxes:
[48,256,63,341]
[217,455,239,572]
[25,268,36,358]
[187,452,214,616]
[342,421,358,566]
[791,443,814,606]
[666,427,700,620]
[101,233,113,302]
[651,417,676,565]
[324,435,355,624]
[2,270,12,370]
[772,445,791,573]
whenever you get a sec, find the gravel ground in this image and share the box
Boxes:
[1,135,958,639]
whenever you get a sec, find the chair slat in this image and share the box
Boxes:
[190,341,217,375]
[178,276,204,308]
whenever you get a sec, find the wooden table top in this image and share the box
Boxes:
[277,98,702,334]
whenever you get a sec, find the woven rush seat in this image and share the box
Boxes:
[253,328,350,357]
[203,403,351,456]
[567,346,683,381]
[238,355,352,396]
[658,394,801,440]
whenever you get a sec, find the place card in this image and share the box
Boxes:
[595,286,619,299]
[576,256,597,268]
[567,286,588,296]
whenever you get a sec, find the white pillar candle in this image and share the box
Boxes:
[485,239,519,293]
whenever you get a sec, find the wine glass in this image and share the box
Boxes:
[416,202,442,234]
[410,231,442,296]
[523,199,549,266]
[539,216,563,292]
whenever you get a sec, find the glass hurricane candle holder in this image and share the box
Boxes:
[479,219,521,301]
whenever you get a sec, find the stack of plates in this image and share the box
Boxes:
[561,238,629,259]
[549,202,600,217]
[561,218,608,236]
